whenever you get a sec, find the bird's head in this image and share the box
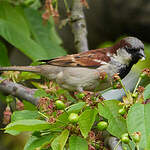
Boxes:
[112,37,145,65]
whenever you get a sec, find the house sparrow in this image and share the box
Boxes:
[0,37,145,92]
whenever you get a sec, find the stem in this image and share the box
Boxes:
[64,0,70,13]
[133,76,142,94]
[38,111,49,120]
[136,144,140,150]
[0,128,5,130]
[55,119,68,125]
[113,140,121,150]
[128,143,132,150]
[55,0,58,11]
[119,79,128,96]
[64,109,69,116]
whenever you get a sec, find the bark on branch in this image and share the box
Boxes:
[0,77,39,105]
[70,0,88,52]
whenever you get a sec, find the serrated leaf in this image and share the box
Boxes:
[144,84,150,100]
[11,110,40,122]
[24,134,54,150]
[51,129,69,150]
[98,100,127,138]
[69,136,88,150]
[78,108,98,138]
[5,119,51,132]
[127,103,150,149]
[66,102,86,114]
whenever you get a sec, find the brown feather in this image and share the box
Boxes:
[42,48,112,68]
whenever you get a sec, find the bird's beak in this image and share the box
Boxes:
[139,49,146,61]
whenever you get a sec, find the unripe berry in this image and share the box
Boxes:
[121,133,130,144]
[132,132,141,143]
[77,93,85,99]
[97,121,108,131]
[55,100,65,110]
[118,108,126,115]
[68,113,79,123]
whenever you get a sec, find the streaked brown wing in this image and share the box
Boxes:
[41,48,111,68]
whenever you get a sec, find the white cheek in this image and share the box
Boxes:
[112,48,132,64]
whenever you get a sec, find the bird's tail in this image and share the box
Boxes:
[0,66,41,73]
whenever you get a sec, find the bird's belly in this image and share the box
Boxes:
[56,67,111,92]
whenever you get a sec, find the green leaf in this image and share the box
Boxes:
[0,1,30,37]
[78,108,98,138]
[34,89,49,98]
[127,103,150,149]
[5,119,51,132]
[19,72,41,81]
[51,129,69,150]
[98,100,127,138]
[24,134,54,150]
[24,8,66,59]
[0,40,9,66]
[0,19,48,60]
[69,136,88,150]
[66,102,86,114]
[23,100,37,111]
[4,130,20,136]
[144,84,150,100]
[49,112,69,131]
[11,110,40,122]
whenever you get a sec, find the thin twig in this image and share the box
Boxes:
[113,140,121,150]
[133,76,142,94]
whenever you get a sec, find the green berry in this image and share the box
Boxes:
[132,92,138,98]
[121,136,130,144]
[122,133,129,137]
[113,83,117,89]
[132,132,141,143]
[140,73,146,78]
[121,133,130,144]
[55,100,65,110]
[77,93,85,99]
[68,113,79,123]
[97,121,108,131]
[118,108,126,115]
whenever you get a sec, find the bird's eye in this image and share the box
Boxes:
[125,47,135,53]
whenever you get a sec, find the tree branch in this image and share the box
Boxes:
[0,77,39,105]
[70,0,89,52]
[105,137,123,150]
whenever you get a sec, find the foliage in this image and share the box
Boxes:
[1,68,150,150]
[1,1,150,150]
[0,1,66,62]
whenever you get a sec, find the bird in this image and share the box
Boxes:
[0,37,145,92]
